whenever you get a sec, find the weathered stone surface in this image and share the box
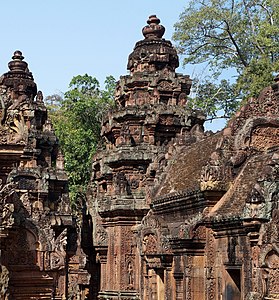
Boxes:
[88,15,206,299]
[88,15,279,300]
[2,14,279,300]
[0,51,89,299]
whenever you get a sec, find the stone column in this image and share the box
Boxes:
[174,274,184,300]
[165,267,173,300]
[96,246,108,291]
[150,269,157,300]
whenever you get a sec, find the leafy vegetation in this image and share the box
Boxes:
[45,74,116,205]
[173,0,279,119]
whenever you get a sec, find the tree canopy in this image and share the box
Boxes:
[46,74,116,205]
[173,0,279,119]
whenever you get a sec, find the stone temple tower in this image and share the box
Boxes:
[88,15,205,299]
[0,51,89,299]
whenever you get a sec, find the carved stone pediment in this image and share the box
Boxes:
[250,125,279,151]
[258,249,279,297]
[243,152,279,221]
[139,211,171,255]
[234,118,279,152]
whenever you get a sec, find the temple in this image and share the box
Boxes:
[88,15,279,300]
[1,15,279,300]
[0,51,89,299]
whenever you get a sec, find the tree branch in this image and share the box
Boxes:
[242,0,265,55]
[206,115,230,121]
[223,19,249,67]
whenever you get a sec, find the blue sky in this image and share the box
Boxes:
[0,0,225,130]
[1,1,188,95]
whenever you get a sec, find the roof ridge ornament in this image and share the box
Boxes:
[142,15,165,39]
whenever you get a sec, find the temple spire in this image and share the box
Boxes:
[8,50,28,73]
[0,50,37,99]
[127,15,179,74]
[142,15,165,39]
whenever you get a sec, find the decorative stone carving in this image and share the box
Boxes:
[174,213,203,240]
[126,259,134,289]
[95,224,108,246]
[200,162,229,191]
[261,251,279,297]
[0,51,89,299]
[50,229,67,270]
[114,172,129,195]
[142,233,158,255]
[243,152,279,221]
[0,265,9,299]
[87,15,208,299]
[0,203,14,227]
[88,15,279,300]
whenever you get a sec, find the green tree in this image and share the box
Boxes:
[173,0,279,119]
[189,77,240,120]
[47,74,116,205]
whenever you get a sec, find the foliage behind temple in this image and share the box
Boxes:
[173,0,279,119]
[46,74,116,205]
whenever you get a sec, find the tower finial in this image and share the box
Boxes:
[0,50,37,99]
[8,50,28,73]
[142,15,165,39]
